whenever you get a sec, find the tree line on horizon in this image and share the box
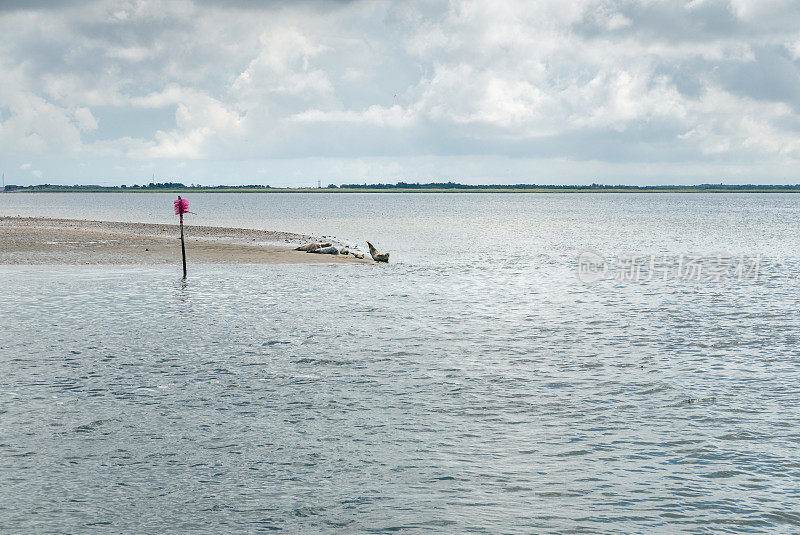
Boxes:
[4,181,800,192]
[333,181,800,190]
[3,182,269,191]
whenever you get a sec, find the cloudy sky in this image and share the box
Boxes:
[2,0,800,186]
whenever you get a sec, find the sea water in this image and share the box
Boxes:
[1,193,799,532]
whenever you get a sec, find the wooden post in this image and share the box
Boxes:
[179,215,187,278]
[176,195,187,278]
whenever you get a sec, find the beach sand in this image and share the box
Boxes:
[0,217,371,265]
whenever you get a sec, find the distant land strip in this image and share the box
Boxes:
[4,182,800,193]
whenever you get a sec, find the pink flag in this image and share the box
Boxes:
[174,197,189,215]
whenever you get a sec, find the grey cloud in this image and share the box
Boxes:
[714,46,800,107]
[194,0,359,7]
[653,59,708,98]
[574,0,740,41]
[574,0,800,42]
[0,0,84,11]
[88,106,176,141]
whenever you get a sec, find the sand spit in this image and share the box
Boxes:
[0,217,370,265]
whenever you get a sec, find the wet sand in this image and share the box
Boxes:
[0,217,370,265]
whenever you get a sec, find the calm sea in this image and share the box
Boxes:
[2,193,800,533]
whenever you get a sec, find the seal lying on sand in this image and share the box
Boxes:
[309,245,339,255]
[367,241,389,262]
[295,242,332,252]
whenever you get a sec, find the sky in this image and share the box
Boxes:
[2,0,800,187]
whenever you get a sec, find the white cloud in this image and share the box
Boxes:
[74,107,98,132]
[289,105,416,128]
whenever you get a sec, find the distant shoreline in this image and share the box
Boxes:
[5,185,800,194]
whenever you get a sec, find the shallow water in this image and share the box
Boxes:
[1,193,800,532]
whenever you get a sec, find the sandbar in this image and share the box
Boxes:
[0,217,370,265]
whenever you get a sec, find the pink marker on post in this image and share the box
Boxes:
[174,196,189,278]
[174,196,189,216]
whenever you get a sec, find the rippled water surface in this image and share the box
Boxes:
[2,193,800,533]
